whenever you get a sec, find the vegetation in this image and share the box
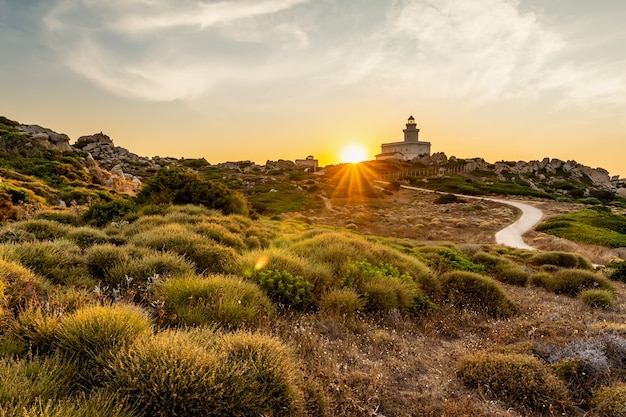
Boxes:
[536,207,626,248]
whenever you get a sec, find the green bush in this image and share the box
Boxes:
[440,271,516,318]
[129,224,239,273]
[530,251,593,270]
[136,166,249,215]
[545,269,614,296]
[85,244,131,281]
[13,219,68,240]
[255,269,314,308]
[579,289,615,309]
[83,199,137,227]
[66,226,110,249]
[433,193,465,204]
[4,240,90,286]
[457,352,570,412]
[193,221,246,250]
[107,250,195,288]
[494,262,529,286]
[318,288,363,318]
[9,306,60,354]
[593,382,626,417]
[607,259,626,282]
[153,274,274,329]
[415,246,485,275]
[0,227,36,243]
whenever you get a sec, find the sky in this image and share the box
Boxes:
[1,0,625,176]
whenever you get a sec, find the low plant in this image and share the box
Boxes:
[82,199,137,227]
[440,271,516,318]
[54,304,151,390]
[65,226,110,249]
[318,288,363,318]
[107,250,195,288]
[529,251,593,270]
[414,245,485,275]
[255,269,314,308]
[9,306,61,354]
[494,262,529,286]
[85,244,131,282]
[153,274,274,329]
[579,289,616,309]
[593,382,626,417]
[12,218,68,241]
[546,269,614,296]
[193,221,246,250]
[457,352,570,413]
[0,258,51,311]
[607,259,626,282]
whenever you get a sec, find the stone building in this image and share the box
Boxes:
[375,116,431,161]
[295,155,318,171]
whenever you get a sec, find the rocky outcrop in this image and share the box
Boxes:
[16,124,73,152]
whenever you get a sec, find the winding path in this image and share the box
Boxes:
[400,185,544,250]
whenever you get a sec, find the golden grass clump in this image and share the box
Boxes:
[153,274,274,329]
[65,226,110,249]
[457,352,570,413]
[105,329,307,417]
[319,288,364,318]
[129,224,240,273]
[193,221,246,250]
[536,269,615,296]
[440,271,517,318]
[0,258,51,311]
[85,244,131,281]
[12,218,68,241]
[9,306,61,354]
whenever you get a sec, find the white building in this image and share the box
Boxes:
[375,116,431,161]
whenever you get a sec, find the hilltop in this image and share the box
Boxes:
[2,115,626,416]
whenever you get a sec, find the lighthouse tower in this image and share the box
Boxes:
[403,116,420,142]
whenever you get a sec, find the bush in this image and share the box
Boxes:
[440,271,516,318]
[129,224,239,273]
[319,288,363,318]
[136,166,249,215]
[85,244,131,281]
[546,269,614,296]
[107,250,195,288]
[154,274,274,329]
[0,258,51,311]
[13,219,68,240]
[0,392,139,417]
[457,352,570,412]
[530,251,593,270]
[105,329,306,417]
[415,246,485,275]
[83,199,137,227]
[193,221,246,250]
[494,262,529,286]
[0,355,76,409]
[54,304,151,389]
[255,269,314,308]
[66,226,110,249]
[593,382,626,417]
[579,289,615,309]
[0,227,36,243]
[433,193,465,204]
[9,306,60,354]
[214,331,306,416]
[608,259,626,282]
[4,240,90,286]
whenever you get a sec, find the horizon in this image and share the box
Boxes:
[1,1,625,177]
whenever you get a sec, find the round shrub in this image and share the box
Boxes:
[82,199,137,227]
[579,289,616,309]
[440,271,516,318]
[319,288,364,318]
[129,224,240,273]
[13,219,68,241]
[4,240,89,286]
[55,304,151,389]
[0,258,51,311]
[215,331,306,416]
[549,269,615,296]
[65,226,110,249]
[593,382,626,417]
[530,271,555,290]
[107,250,195,287]
[608,259,626,283]
[494,262,529,286]
[416,246,485,275]
[193,221,246,250]
[106,329,305,417]
[9,306,60,354]
[153,274,274,329]
[0,227,36,243]
[255,269,314,308]
[85,244,131,282]
[360,278,415,313]
[530,251,593,270]
[457,352,570,413]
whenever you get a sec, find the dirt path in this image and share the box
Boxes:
[400,185,543,250]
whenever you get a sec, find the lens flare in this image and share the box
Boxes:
[254,255,269,270]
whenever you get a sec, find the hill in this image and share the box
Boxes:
[1,115,626,416]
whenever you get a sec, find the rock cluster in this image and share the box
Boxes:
[16,124,74,152]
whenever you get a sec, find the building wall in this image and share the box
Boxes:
[380,141,431,160]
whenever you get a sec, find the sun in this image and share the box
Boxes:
[340,145,368,164]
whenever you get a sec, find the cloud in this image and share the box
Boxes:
[43,0,311,101]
